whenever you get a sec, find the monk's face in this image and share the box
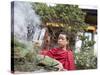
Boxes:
[57,34,69,48]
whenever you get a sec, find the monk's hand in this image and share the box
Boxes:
[53,60,64,71]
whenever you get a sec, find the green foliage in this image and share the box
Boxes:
[75,51,97,69]
[13,38,36,72]
[75,35,97,69]
[13,38,60,72]
[32,3,87,32]
[13,38,28,58]
[36,55,59,71]
[14,38,27,49]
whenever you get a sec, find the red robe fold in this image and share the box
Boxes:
[41,48,76,70]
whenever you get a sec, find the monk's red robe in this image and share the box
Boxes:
[41,48,76,70]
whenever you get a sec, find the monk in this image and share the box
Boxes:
[40,32,76,70]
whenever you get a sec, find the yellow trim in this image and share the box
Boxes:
[46,22,64,27]
[46,23,96,31]
[87,26,96,31]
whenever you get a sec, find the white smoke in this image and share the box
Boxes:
[14,1,41,41]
